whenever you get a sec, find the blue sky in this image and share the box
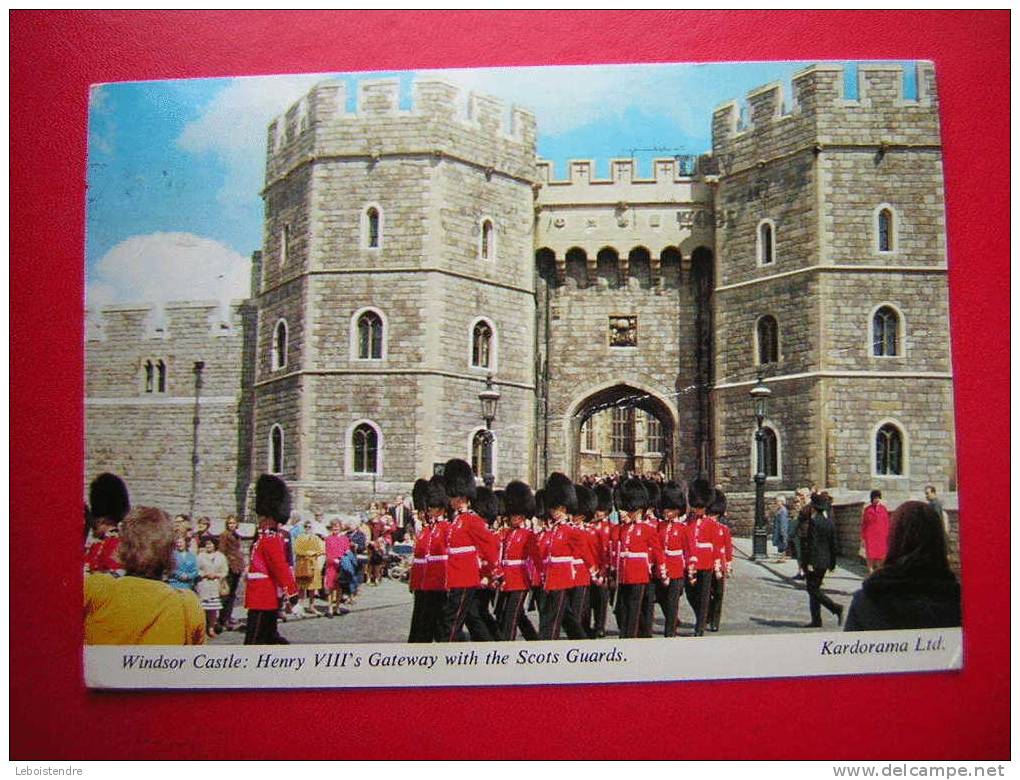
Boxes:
[85,60,919,309]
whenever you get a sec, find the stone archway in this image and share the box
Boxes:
[564,382,677,481]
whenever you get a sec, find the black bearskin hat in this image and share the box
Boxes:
[595,484,614,514]
[544,472,577,515]
[495,489,506,519]
[574,484,598,520]
[616,478,649,512]
[659,481,687,513]
[255,474,291,523]
[643,480,661,511]
[534,489,547,520]
[707,488,727,517]
[411,478,430,512]
[443,458,477,501]
[474,487,499,524]
[687,478,714,510]
[504,480,536,518]
[425,476,447,509]
[89,472,130,524]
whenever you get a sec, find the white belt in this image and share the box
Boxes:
[620,551,648,559]
[696,542,714,549]
[247,572,269,580]
[572,558,583,564]
[502,559,526,566]
[665,550,685,557]
[412,558,426,564]
[545,556,575,563]
[426,554,448,561]
[448,546,476,554]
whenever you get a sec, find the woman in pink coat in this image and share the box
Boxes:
[861,490,891,573]
[323,519,351,617]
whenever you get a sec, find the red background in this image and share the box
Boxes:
[10,11,1009,760]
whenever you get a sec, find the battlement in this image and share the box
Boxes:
[712,62,940,172]
[87,300,247,342]
[266,77,538,159]
[537,156,700,187]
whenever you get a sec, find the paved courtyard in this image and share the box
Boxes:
[210,539,866,645]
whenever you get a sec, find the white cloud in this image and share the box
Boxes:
[177,74,324,212]
[87,232,251,311]
[431,63,705,138]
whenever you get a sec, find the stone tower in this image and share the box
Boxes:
[255,79,538,511]
[711,62,954,510]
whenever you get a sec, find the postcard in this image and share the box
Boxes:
[83,60,962,689]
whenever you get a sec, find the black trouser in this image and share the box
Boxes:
[614,583,648,638]
[477,588,500,638]
[570,585,590,639]
[217,571,241,627]
[685,570,713,636]
[244,609,288,645]
[439,588,493,642]
[587,583,609,638]
[806,570,840,625]
[638,582,656,637]
[655,578,684,637]
[408,590,446,643]
[495,589,537,641]
[539,588,586,640]
[708,574,726,631]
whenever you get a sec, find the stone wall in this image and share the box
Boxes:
[85,300,254,519]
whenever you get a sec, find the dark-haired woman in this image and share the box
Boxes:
[844,501,961,631]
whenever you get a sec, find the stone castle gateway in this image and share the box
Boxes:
[86,63,957,530]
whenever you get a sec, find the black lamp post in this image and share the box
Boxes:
[477,374,500,489]
[750,372,772,560]
[189,360,205,520]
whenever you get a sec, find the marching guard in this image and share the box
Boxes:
[494,480,540,640]
[244,474,300,645]
[656,481,693,637]
[706,489,733,633]
[538,473,595,640]
[611,478,666,639]
[437,459,500,642]
[570,484,601,637]
[684,479,720,637]
[586,484,614,638]
[407,478,439,642]
[85,472,130,574]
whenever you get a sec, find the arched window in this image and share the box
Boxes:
[756,315,779,365]
[156,360,167,393]
[757,219,775,265]
[872,305,900,357]
[471,429,494,480]
[581,418,595,452]
[471,319,495,370]
[877,208,894,252]
[754,425,780,478]
[144,360,154,393]
[645,414,664,454]
[272,319,288,370]
[351,422,380,474]
[875,423,904,476]
[269,424,284,475]
[611,407,634,454]
[480,218,495,261]
[364,206,381,249]
[356,310,384,360]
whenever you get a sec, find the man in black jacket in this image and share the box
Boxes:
[802,493,844,628]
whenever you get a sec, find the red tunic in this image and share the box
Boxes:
[500,526,540,592]
[421,520,449,592]
[444,510,500,590]
[861,503,890,560]
[613,521,666,584]
[409,525,430,591]
[244,529,298,610]
[658,519,693,579]
[714,521,734,574]
[686,516,721,572]
[85,535,121,573]
[541,521,595,591]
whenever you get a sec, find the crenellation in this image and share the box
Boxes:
[858,64,905,105]
[413,79,460,121]
[746,81,785,126]
[358,78,401,116]
[308,81,347,125]
[468,91,504,135]
[510,106,536,146]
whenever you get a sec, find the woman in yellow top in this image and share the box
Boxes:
[294,519,326,615]
[85,506,206,645]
